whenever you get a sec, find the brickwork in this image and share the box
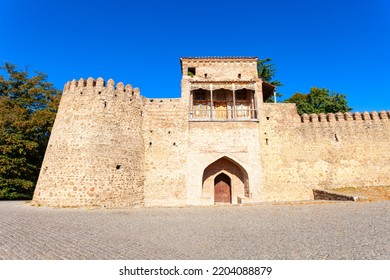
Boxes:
[33,57,390,207]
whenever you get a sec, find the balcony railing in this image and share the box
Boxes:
[189,106,257,121]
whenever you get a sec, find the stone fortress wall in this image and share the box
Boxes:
[259,103,390,202]
[142,97,188,206]
[33,57,390,207]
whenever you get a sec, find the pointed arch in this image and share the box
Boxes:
[214,172,231,185]
[202,156,250,204]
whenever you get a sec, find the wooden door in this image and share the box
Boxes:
[214,173,231,203]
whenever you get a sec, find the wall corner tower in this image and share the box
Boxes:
[33,77,145,207]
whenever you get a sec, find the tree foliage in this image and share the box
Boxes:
[257,58,283,102]
[0,63,61,199]
[284,87,352,115]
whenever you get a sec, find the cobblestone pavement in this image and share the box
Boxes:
[0,200,389,260]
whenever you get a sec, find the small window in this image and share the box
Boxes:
[188,67,196,77]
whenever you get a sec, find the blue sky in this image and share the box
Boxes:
[1,0,389,112]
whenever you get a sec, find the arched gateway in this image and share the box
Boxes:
[202,157,249,204]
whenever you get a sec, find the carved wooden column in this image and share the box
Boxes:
[210,83,213,119]
[232,83,236,119]
[253,83,258,119]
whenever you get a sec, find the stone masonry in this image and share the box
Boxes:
[33,57,390,207]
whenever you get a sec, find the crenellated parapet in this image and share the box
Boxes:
[63,77,141,98]
[301,111,390,123]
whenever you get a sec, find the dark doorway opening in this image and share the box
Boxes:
[214,173,231,203]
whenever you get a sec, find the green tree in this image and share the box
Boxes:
[284,87,352,115]
[257,58,283,102]
[0,63,61,199]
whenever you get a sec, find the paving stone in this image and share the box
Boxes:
[0,201,389,259]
